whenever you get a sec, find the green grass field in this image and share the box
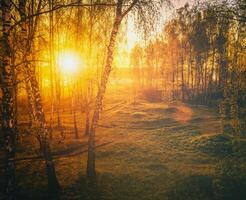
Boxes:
[1,95,246,200]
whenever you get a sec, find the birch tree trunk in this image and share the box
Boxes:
[87,0,124,180]
[18,0,60,192]
[25,80,37,126]
[1,1,16,199]
[29,69,60,192]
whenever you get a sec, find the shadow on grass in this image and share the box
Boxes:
[62,175,103,200]
[213,159,246,200]
[5,167,246,200]
[166,175,214,200]
[166,166,246,200]
[16,187,61,200]
[62,172,169,200]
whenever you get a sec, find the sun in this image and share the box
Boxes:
[57,51,83,74]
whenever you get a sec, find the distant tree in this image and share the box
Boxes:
[130,44,144,88]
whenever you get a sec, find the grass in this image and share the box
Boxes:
[0,94,245,200]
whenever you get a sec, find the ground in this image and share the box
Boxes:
[1,93,246,200]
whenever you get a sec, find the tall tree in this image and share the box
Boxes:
[18,0,60,192]
[0,0,16,199]
[87,0,165,180]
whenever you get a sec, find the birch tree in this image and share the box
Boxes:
[18,0,60,192]
[87,0,167,180]
[0,1,16,199]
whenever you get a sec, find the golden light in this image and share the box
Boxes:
[57,51,83,74]
[127,17,139,51]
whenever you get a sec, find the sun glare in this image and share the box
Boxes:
[58,51,83,74]
[127,18,139,51]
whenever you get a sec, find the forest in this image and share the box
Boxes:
[0,0,245,199]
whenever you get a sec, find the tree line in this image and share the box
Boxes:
[130,0,245,135]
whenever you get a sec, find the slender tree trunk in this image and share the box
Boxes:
[209,45,216,98]
[87,2,124,180]
[188,47,193,100]
[55,22,63,138]
[18,0,60,192]
[187,47,191,88]
[1,1,16,199]
[25,80,37,126]
[85,106,90,135]
[57,102,64,139]
[72,96,79,139]
[29,68,60,192]
[55,56,63,138]
[204,52,208,102]
[181,54,185,101]
[84,2,92,136]
[48,0,55,139]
